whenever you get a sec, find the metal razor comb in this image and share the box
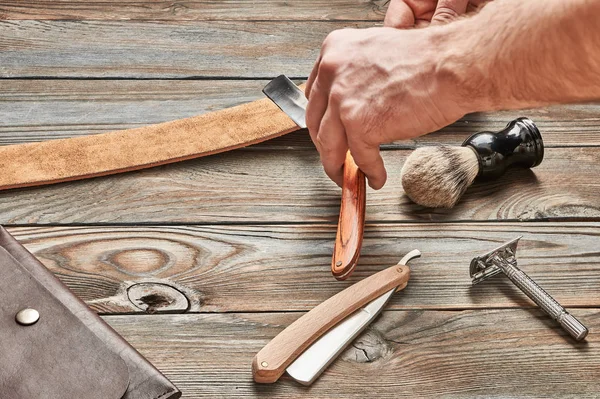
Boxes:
[470,237,588,341]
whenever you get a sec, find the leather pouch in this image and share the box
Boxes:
[0,227,181,399]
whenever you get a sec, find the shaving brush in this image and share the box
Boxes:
[401,117,544,208]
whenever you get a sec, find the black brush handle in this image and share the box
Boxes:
[462,117,544,179]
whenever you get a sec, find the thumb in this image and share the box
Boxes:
[384,0,416,28]
[431,0,469,25]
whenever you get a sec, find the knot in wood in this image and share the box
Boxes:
[127,282,190,314]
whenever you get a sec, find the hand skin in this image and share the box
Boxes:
[384,0,487,28]
[305,0,600,189]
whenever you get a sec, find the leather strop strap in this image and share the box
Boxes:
[0,95,300,190]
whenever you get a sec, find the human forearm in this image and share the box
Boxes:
[304,0,600,189]
[439,0,600,112]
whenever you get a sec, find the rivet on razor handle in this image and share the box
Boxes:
[470,237,588,341]
[253,249,421,385]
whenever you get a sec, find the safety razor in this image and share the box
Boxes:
[470,237,588,341]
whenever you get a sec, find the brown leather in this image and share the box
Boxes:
[0,96,299,190]
[0,227,181,399]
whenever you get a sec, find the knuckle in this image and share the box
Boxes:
[433,7,460,23]
[305,117,320,138]
[318,56,337,75]
[322,30,339,49]
[339,104,359,124]
[305,112,318,136]
[325,29,342,42]
[329,87,344,104]
[315,134,326,148]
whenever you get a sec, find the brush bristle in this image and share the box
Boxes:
[401,146,479,208]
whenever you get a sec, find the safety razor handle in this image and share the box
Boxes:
[332,152,366,280]
[490,254,588,341]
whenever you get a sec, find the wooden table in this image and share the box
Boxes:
[1,2,599,397]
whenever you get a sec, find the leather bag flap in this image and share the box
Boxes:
[0,246,130,399]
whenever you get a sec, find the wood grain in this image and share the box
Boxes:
[0,20,373,78]
[0,147,598,224]
[0,80,274,144]
[0,1,389,21]
[8,223,600,313]
[332,152,366,280]
[105,309,600,398]
[2,80,600,147]
[3,2,599,398]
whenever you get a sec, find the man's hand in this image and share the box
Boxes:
[306,0,488,189]
[384,0,486,28]
[305,27,470,189]
[307,0,600,189]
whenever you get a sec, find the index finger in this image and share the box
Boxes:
[316,101,349,186]
[384,0,416,28]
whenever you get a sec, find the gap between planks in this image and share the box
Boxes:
[0,147,598,224]
[0,0,389,21]
[2,79,599,147]
[0,20,374,79]
[101,309,600,398]
[8,223,600,314]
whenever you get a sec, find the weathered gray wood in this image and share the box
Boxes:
[3,3,598,399]
[2,79,600,146]
[0,20,374,78]
[10,223,600,313]
[104,309,600,398]
[0,147,598,224]
[0,1,388,21]
[0,80,273,143]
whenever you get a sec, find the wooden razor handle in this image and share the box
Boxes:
[331,151,366,280]
[252,263,410,383]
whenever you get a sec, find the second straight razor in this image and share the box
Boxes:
[263,75,367,281]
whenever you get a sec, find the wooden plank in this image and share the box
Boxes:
[104,310,600,398]
[2,79,600,147]
[0,80,273,144]
[0,20,374,78]
[0,1,388,21]
[9,223,600,313]
[0,146,598,224]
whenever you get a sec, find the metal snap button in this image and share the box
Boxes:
[15,308,40,326]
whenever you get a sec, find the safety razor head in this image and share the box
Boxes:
[470,236,522,285]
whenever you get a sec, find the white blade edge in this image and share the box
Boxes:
[286,249,421,385]
[285,288,396,386]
